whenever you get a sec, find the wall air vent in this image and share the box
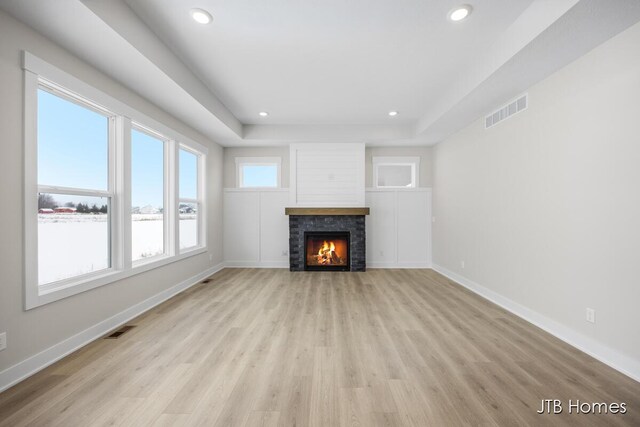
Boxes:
[485,94,528,129]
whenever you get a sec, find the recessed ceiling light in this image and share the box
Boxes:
[448,5,472,22]
[388,111,398,117]
[259,111,269,117]
[191,8,212,24]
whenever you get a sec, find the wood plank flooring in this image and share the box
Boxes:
[1,268,638,426]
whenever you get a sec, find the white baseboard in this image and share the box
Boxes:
[0,263,225,393]
[224,261,289,268]
[368,262,431,269]
[432,264,640,383]
[224,261,431,270]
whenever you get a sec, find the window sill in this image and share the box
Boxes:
[26,246,207,310]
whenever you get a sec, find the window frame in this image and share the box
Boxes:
[23,51,208,309]
[35,82,117,292]
[130,123,171,265]
[178,145,206,253]
[235,157,281,189]
[372,156,420,189]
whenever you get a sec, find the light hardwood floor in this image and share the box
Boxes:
[1,269,638,426]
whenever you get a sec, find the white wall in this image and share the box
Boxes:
[224,189,289,267]
[433,21,640,379]
[366,189,432,268]
[365,146,433,188]
[0,10,223,383]
[223,146,290,188]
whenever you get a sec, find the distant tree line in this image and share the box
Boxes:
[76,203,108,214]
[38,194,107,213]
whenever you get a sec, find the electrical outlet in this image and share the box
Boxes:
[281,250,288,256]
[0,332,6,351]
[586,308,596,324]
[379,250,384,256]
[460,260,465,269]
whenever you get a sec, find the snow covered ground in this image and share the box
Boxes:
[38,213,197,285]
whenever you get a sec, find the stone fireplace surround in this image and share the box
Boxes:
[285,208,369,272]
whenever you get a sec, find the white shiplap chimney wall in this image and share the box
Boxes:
[289,143,365,207]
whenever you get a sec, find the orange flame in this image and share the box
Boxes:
[316,240,339,265]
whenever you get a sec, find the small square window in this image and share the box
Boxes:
[236,157,281,188]
[372,156,420,189]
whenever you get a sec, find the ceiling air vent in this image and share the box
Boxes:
[485,94,528,129]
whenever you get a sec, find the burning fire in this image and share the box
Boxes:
[316,240,342,265]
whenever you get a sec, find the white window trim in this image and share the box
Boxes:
[178,144,207,252]
[23,51,208,310]
[235,157,282,188]
[130,123,171,266]
[372,156,420,189]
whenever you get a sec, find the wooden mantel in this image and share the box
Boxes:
[285,207,370,216]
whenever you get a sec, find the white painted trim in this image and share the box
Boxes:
[366,187,431,193]
[432,264,640,383]
[117,116,132,271]
[368,262,431,269]
[224,188,289,193]
[178,144,207,253]
[235,156,282,189]
[36,186,111,197]
[372,156,421,165]
[23,70,39,310]
[224,261,289,269]
[223,261,429,269]
[0,263,225,393]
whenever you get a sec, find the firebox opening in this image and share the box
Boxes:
[304,231,350,271]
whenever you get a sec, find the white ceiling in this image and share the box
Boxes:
[2,0,640,146]
[124,0,532,125]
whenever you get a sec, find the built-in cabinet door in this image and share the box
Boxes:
[366,189,431,267]
[224,190,289,266]
[259,191,289,264]
[366,191,397,265]
[397,191,431,266]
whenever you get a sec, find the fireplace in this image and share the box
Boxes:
[304,231,350,271]
[286,207,369,272]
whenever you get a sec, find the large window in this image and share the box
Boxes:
[37,86,113,287]
[24,52,208,309]
[235,157,281,188]
[179,148,201,251]
[131,127,166,262]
